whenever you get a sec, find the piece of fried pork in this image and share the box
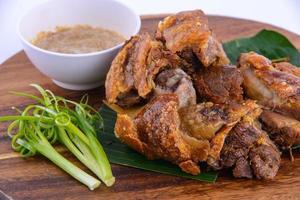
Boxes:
[114,94,256,175]
[156,10,229,68]
[221,105,281,180]
[115,94,205,175]
[105,33,189,107]
[260,110,300,149]
[180,100,258,169]
[193,65,244,104]
[238,52,300,149]
[238,52,300,121]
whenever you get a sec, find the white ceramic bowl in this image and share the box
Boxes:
[18,0,140,90]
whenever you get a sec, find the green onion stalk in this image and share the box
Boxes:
[0,84,115,190]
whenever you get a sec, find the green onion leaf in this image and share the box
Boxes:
[0,84,115,190]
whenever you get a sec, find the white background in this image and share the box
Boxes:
[0,0,299,64]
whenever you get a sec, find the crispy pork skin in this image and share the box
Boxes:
[273,62,300,77]
[156,10,229,67]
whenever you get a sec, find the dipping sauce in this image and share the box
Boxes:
[31,25,126,54]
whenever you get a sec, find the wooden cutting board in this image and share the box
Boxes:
[1,15,300,200]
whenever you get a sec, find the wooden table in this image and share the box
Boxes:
[1,15,300,200]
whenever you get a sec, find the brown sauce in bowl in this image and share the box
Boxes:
[32,25,125,54]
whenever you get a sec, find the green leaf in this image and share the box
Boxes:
[223,29,300,66]
[98,104,218,183]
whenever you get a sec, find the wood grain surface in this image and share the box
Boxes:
[1,15,300,200]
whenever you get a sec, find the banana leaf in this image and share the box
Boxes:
[223,29,300,66]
